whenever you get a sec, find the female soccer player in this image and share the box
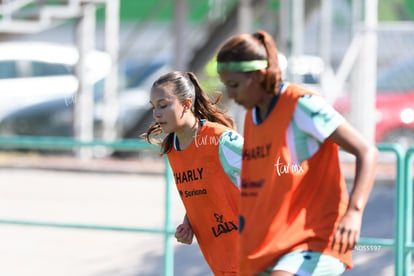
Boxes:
[145,71,243,275]
[216,30,378,276]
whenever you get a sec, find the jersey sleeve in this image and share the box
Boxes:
[293,94,345,143]
[218,130,243,188]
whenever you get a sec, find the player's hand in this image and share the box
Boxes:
[175,223,194,244]
[331,209,363,254]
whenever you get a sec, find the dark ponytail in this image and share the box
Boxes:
[144,71,235,155]
[188,72,235,129]
[252,31,282,93]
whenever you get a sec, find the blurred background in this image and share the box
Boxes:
[0,0,413,275]
[0,0,412,148]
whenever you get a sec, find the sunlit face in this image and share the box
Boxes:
[150,84,187,134]
[218,71,266,109]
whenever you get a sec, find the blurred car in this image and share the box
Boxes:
[0,41,111,120]
[0,51,169,140]
[334,56,414,148]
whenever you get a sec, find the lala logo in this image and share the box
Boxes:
[275,156,305,176]
[211,213,238,238]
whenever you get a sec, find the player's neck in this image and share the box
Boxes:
[256,93,274,121]
[175,117,200,150]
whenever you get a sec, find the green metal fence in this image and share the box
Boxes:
[0,136,175,276]
[402,146,414,276]
[0,136,412,275]
[358,144,406,275]
[346,143,414,275]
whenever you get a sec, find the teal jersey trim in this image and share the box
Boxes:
[218,130,243,188]
[290,93,344,163]
[252,83,344,164]
[295,94,344,142]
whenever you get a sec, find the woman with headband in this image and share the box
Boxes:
[216,30,378,276]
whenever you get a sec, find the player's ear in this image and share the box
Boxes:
[258,68,267,83]
[253,68,266,84]
[183,98,193,112]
